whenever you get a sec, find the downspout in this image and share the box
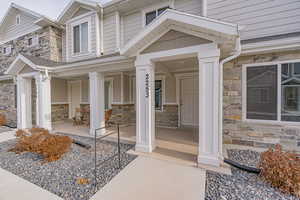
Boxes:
[219,35,242,160]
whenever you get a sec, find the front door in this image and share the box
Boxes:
[69,81,81,118]
[180,77,199,126]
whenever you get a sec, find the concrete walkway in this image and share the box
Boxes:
[0,130,16,143]
[0,168,63,200]
[91,156,206,200]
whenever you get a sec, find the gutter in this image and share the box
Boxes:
[219,36,242,160]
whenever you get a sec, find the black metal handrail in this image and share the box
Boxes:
[93,124,121,191]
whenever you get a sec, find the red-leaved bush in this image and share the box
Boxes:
[0,114,6,126]
[259,144,300,197]
[10,128,73,162]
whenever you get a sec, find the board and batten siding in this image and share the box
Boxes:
[0,10,41,43]
[174,0,203,16]
[103,13,117,54]
[207,0,300,40]
[65,12,99,62]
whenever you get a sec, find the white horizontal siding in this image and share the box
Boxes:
[66,13,98,62]
[174,0,203,16]
[207,0,300,40]
[103,13,117,54]
[122,11,142,46]
[1,10,41,42]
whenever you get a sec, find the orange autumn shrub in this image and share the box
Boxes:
[10,128,73,162]
[259,144,300,197]
[0,114,6,126]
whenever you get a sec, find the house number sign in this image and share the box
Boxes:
[145,73,150,98]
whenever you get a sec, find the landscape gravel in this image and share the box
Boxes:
[205,149,300,200]
[0,133,137,200]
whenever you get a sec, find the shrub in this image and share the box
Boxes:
[0,114,6,126]
[10,128,73,162]
[259,144,300,197]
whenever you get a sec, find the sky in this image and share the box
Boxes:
[0,0,112,21]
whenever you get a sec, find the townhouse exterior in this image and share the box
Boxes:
[0,0,299,167]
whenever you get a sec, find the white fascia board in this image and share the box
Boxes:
[0,75,13,81]
[51,56,133,73]
[242,37,300,55]
[120,9,239,56]
[34,18,62,29]
[57,0,101,23]
[0,26,42,45]
[5,54,39,75]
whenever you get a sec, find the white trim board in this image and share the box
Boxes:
[242,59,300,126]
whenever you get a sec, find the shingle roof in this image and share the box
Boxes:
[21,54,67,67]
[21,52,121,67]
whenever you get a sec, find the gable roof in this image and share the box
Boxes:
[5,54,66,76]
[121,9,242,57]
[58,0,101,24]
[0,3,60,34]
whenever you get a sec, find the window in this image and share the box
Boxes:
[155,80,163,110]
[28,36,39,47]
[244,61,300,122]
[28,38,32,46]
[73,22,89,54]
[3,46,12,55]
[145,6,169,25]
[16,15,20,25]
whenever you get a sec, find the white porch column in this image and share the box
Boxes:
[89,72,106,136]
[197,53,222,167]
[35,73,52,130]
[17,76,32,129]
[135,59,155,152]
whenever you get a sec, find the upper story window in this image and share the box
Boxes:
[16,15,21,25]
[145,6,169,26]
[72,22,89,54]
[243,61,300,123]
[2,45,12,55]
[28,36,39,47]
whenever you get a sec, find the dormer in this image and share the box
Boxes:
[58,0,102,62]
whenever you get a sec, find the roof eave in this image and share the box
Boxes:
[121,9,240,57]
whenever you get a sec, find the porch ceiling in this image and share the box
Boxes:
[120,9,242,57]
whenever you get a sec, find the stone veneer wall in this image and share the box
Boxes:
[51,104,69,122]
[0,80,16,126]
[110,104,136,125]
[223,50,300,151]
[109,104,178,128]
[0,26,62,126]
[156,105,179,128]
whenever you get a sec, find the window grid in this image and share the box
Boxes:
[243,60,300,124]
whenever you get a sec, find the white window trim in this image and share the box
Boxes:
[16,14,21,25]
[3,45,12,55]
[142,1,174,27]
[242,59,300,126]
[28,35,39,47]
[70,16,92,57]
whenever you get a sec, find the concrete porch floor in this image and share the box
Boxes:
[53,121,199,164]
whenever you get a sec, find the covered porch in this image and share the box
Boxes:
[5,9,241,167]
